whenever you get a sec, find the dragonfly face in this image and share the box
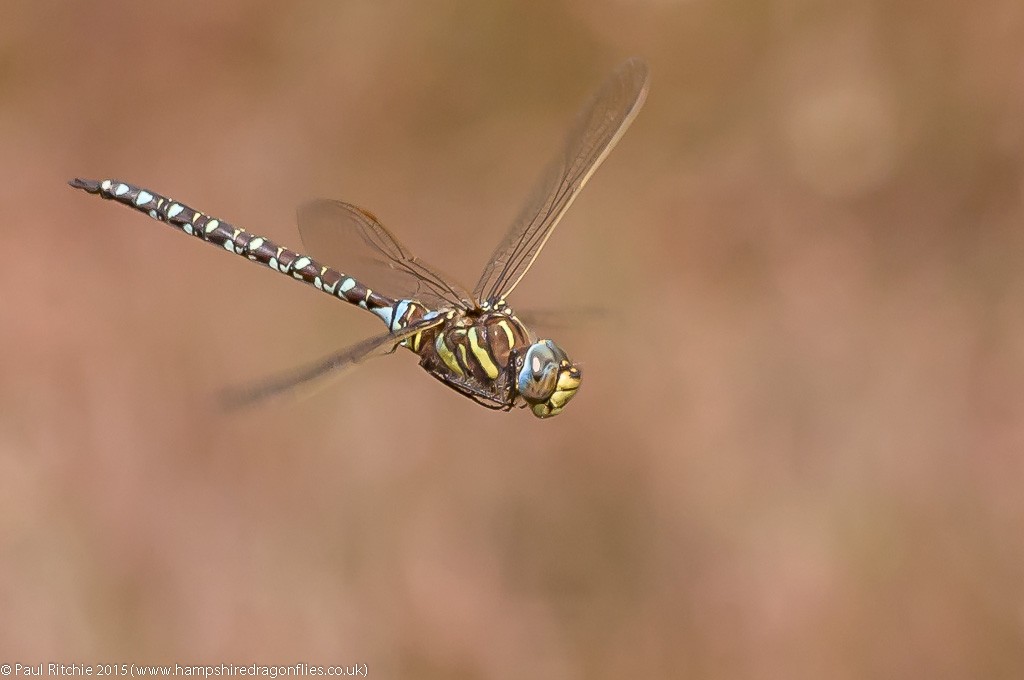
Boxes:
[69,59,648,417]
[516,340,581,418]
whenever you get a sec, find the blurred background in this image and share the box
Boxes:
[2,0,1024,676]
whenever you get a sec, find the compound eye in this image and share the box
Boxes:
[517,342,560,403]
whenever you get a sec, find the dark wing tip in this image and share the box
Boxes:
[68,177,102,193]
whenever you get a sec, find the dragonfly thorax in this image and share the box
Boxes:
[401,303,579,417]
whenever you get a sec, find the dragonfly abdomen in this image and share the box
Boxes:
[68,178,396,317]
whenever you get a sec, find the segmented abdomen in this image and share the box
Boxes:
[70,178,401,321]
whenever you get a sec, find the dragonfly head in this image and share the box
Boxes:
[516,340,581,418]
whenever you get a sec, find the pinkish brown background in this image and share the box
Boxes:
[3,0,1024,677]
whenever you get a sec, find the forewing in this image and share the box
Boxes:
[515,304,612,332]
[473,58,650,303]
[219,318,443,409]
[299,199,472,309]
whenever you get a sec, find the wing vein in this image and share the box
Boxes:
[473,58,650,303]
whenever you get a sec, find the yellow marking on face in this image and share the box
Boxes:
[549,389,576,410]
[532,403,559,418]
[556,372,581,391]
[497,320,516,349]
[468,327,499,379]
[435,335,463,376]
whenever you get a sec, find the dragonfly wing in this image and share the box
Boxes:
[298,199,473,309]
[515,304,613,332]
[219,318,444,409]
[473,58,650,304]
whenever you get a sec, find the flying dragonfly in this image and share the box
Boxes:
[69,58,649,418]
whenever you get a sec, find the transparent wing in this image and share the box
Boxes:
[219,318,443,409]
[473,58,650,303]
[299,199,473,309]
[515,304,612,332]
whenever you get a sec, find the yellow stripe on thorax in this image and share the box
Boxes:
[497,319,516,349]
[435,334,463,376]
[468,327,499,379]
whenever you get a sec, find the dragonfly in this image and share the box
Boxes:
[69,58,649,418]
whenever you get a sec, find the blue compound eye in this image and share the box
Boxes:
[517,342,561,403]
